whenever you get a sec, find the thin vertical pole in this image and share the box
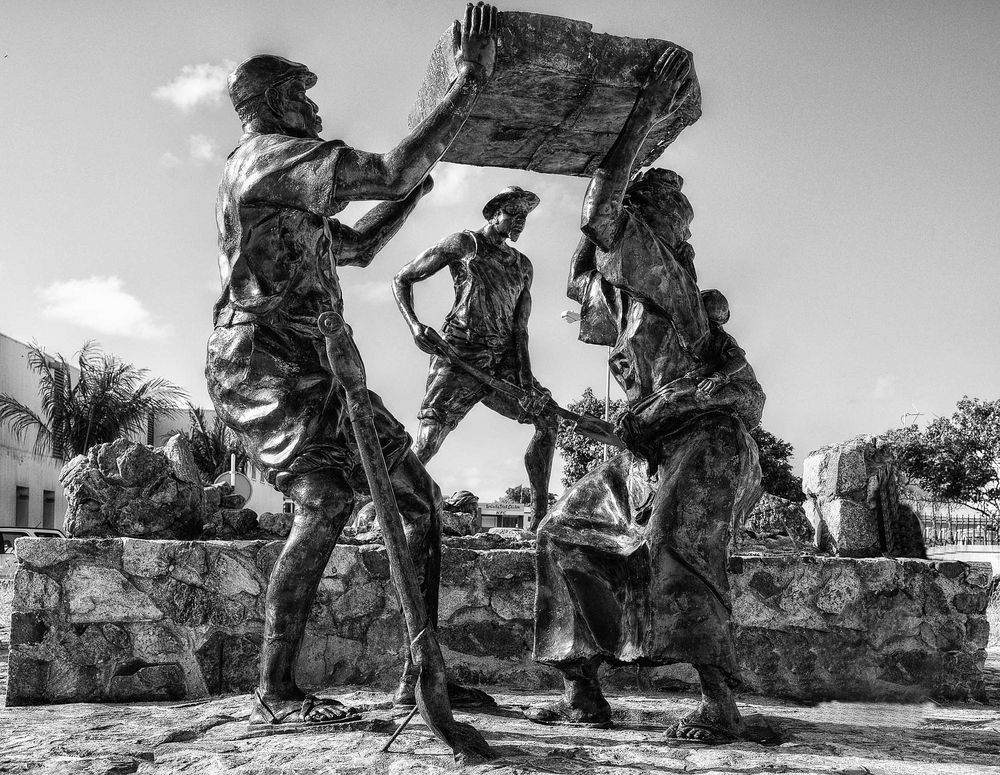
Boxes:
[604,346,612,462]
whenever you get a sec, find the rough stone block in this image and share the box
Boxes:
[827,499,881,557]
[257,510,293,539]
[121,538,172,578]
[161,434,203,490]
[64,566,162,623]
[61,439,205,539]
[12,569,61,611]
[408,11,701,176]
[13,538,69,569]
[108,664,185,702]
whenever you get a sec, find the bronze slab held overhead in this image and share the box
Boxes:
[408,11,702,176]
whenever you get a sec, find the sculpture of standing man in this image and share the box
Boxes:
[527,47,766,743]
[206,3,499,728]
[393,186,556,527]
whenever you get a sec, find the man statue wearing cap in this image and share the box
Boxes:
[393,186,557,528]
[206,4,500,728]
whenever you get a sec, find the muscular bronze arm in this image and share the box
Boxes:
[336,3,500,202]
[335,177,434,267]
[512,275,533,387]
[393,232,475,353]
[582,47,692,251]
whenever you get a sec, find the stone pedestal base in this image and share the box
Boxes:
[5,539,989,705]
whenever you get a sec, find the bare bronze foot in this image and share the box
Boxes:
[250,688,361,728]
[665,709,741,744]
[523,698,612,728]
[665,684,742,745]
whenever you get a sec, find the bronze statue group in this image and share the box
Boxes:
[206,2,766,756]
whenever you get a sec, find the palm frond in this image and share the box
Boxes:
[0,393,54,455]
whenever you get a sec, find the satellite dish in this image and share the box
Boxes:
[213,471,253,505]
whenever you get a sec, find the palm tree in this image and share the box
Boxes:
[0,341,188,459]
[180,403,248,484]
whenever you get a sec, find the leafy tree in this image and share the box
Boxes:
[500,484,556,506]
[177,404,248,485]
[0,341,187,459]
[750,426,805,503]
[556,387,804,503]
[881,397,1000,525]
[555,387,628,487]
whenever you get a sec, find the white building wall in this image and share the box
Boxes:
[0,334,71,530]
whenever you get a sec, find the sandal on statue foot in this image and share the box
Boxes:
[523,699,612,729]
[249,689,362,730]
[664,717,738,745]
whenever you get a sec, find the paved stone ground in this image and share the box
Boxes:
[2,648,999,774]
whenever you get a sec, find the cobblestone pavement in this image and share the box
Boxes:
[1,666,999,774]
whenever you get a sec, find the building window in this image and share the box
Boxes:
[43,491,55,529]
[15,487,30,527]
[51,363,66,459]
[282,500,295,515]
[496,513,523,529]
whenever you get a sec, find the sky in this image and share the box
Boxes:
[2,1,998,502]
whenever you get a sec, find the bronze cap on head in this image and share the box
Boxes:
[482,186,540,220]
[701,289,730,325]
[228,54,318,110]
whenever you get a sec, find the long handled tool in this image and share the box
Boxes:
[318,310,493,765]
[427,329,627,449]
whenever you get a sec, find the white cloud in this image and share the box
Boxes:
[153,61,234,112]
[158,135,222,169]
[158,151,182,169]
[40,276,170,340]
[344,279,393,305]
[426,162,494,207]
[873,374,896,399]
[188,134,220,164]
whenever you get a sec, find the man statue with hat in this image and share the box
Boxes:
[206,3,500,728]
[392,185,557,529]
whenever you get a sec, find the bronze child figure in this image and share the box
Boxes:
[393,186,556,527]
[527,47,765,744]
[205,3,500,729]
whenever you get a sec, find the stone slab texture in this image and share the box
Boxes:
[408,12,701,176]
[6,538,989,706]
[803,435,916,556]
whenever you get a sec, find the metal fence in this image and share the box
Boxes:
[905,498,1000,547]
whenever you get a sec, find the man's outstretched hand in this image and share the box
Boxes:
[452,2,499,78]
[640,46,692,122]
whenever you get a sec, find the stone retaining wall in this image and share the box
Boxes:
[5,539,990,705]
[0,577,13,647]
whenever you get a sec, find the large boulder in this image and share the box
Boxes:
[803,436,905,557]
[60,439,205,539]
[442,490,480,536]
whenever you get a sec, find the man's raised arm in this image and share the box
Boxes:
[334,176,435,267]
[581,47,692,251]
[336,3,499,202]
[393,232,475,354]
